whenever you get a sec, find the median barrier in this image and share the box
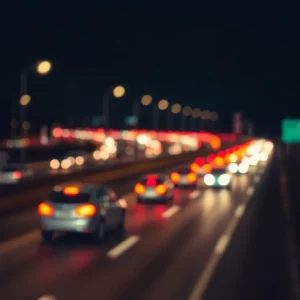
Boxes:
[0,147,212,214]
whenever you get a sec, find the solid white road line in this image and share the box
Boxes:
[189,183,254,300]
[162,205,181,218]
[254,175,260,183]
[107,235,140,259]
[189,190,201,199]
[246,186,254,196]
[234,204,246,218]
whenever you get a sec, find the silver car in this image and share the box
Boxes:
[38,183,127,242]
[134,174,174,204]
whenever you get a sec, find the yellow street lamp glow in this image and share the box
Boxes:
[158,99,169,110]
[20,94,31,106]
[141,94,152,106]
[37,61,52,74]
[113,85,126,98]
[182,106,192,116]
[211,112,219,121]
[171,103,181,114]
[201,110,210,120]
[192,108,201,118]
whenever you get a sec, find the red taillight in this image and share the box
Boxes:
[134,183,145,194]
[170,172,180,182]
[146,175,157,186]
[75,204,96,217]
[63,186,80,195]
[187,173,197,182]
[195,157,205,166]
[38,202,54,216]
[155,184,167,195]
[12,171,22,179]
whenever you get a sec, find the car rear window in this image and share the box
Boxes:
[1,166,21,172]
[178,168,191,174]
[212,168,226,174]
[50,191,90,203]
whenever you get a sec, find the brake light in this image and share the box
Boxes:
[134,183,145,194]
[155,184,167,195]
[63,186,80,196]
[38,202,54,216]
[170,172,180,182]
[12,171,22,179]
[146,175,157,186]
[207,154,215,162]
[75,204,96,217]
[203,164,212,173]
[187,173,197,182]
[214,156,225,167]
[191,163,199,173]
[195,157,205,166]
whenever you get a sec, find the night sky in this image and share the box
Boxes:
[1,2,299,138]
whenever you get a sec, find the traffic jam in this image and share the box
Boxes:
[37,139,273,243]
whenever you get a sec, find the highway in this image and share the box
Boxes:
[0,148,280,299]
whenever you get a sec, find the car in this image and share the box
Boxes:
[190,157,207,175]
[170,167,198,187]
[37,183,127,242]
[227,160,249,174]
[134,174,174,204]
[203,167,232,189]
[0,164,32,184]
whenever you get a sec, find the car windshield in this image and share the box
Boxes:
[50,191,90,203]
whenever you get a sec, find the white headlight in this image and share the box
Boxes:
[238,163,249,173]
[249,156,258,166]
[204,174,215,185]
[228,163,238,173]
[259,152,268,162]
[50,159,60,169]
[218,174,230,186]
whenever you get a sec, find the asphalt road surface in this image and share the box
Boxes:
[0,154,292,300]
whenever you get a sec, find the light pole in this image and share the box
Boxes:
[182,106,192,131]
[171,103,182,131]
[19,60,52,164]
[157,99,169,135]
[102,85,125,154]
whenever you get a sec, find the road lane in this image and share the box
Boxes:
[26,165,263,300]
[0,187,192,299]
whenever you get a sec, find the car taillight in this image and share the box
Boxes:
[203,164,212,173]
[38,202,54,216]
[187,173,197,182]
[134,183,145,194]
[191,163,199,173]
[155,184,167,195]
[12,171,22,179]
[170,172,180,182]
[75,204,96,217]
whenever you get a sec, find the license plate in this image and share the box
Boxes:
[55,211,73,218]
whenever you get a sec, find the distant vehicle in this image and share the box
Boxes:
[49,150,89,170]
[37,184,127,242]
[0,164,32,184]
[134,174,174,204]
[203,167,232,189]
[190,157,207,174]
[170,167,198,187]
[227,160,249,174]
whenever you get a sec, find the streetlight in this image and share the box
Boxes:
[141,94,152,106]
[18,60,52,164]
[102,85,126,142]
[158,99,169,110]
[167,103,181,131]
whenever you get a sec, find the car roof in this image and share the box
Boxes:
[53,183,105,193]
